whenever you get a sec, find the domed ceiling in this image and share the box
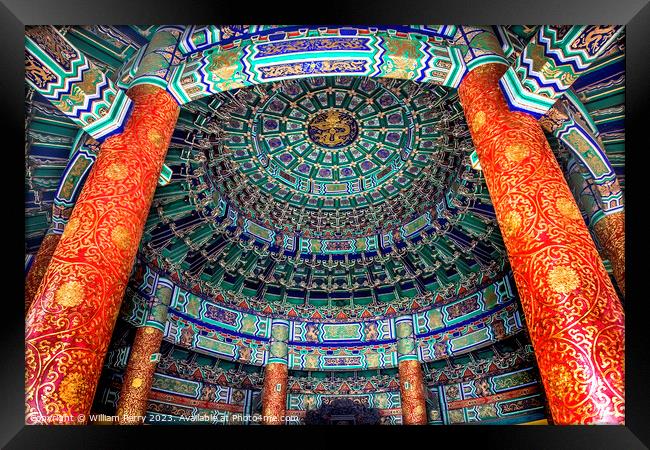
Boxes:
[139,75,509,320]
[210,76,458,237]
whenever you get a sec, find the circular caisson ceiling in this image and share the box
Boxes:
[141,75,507,320]
[204,76,468,240]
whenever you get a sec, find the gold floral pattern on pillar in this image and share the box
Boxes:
[25,84,179,425]
[593,212,625,295]
[116,326,164,424]
[25,233,61,313]
[395,316,427,425]
[457,63,624,425]
[398,360,428,425]
[261,363,288,425]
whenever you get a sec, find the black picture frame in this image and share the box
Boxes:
[3,1,649,448]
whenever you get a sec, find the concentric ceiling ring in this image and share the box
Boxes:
[205,76,465,239]
[231,76,419,208]
[140,75,507,320]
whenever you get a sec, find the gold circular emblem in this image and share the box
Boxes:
[556,197,581,220]
[548,364,573,399]
[307,109,359,149]
[59,371,91,409]
[55,281,84,308]
[502,211,522,237]
[148,129,164,147]
[111,225,132,251]
[548,265,580,294]
[131,377,143,388]
[105,163,128,181]
[505,143,530,163]
[472,111,486,133]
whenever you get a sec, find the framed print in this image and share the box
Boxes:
[3,1,649,448]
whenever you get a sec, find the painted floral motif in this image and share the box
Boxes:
[398,360,428,425]
[25,84,179,425]
[261,363,288,425]
[458,63,624,425]
[117,326,166,424]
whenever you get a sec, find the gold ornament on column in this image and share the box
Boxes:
[25,84,179,425]
[261,363,288,425]
[398,360,428,425]
[25,233,61,313]
[593,212,625,295]
[457,63,625,425]
[116,326,164,425]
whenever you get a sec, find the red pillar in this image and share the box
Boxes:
[25,84,179,425]
[116,326,164,424]
[261,363,288,425]
[25,233,61,313]
[457,63,625,424]
[116,276,174,424]
[398,360,428,425]
[594,212,625,295]
[396,316,427,425]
